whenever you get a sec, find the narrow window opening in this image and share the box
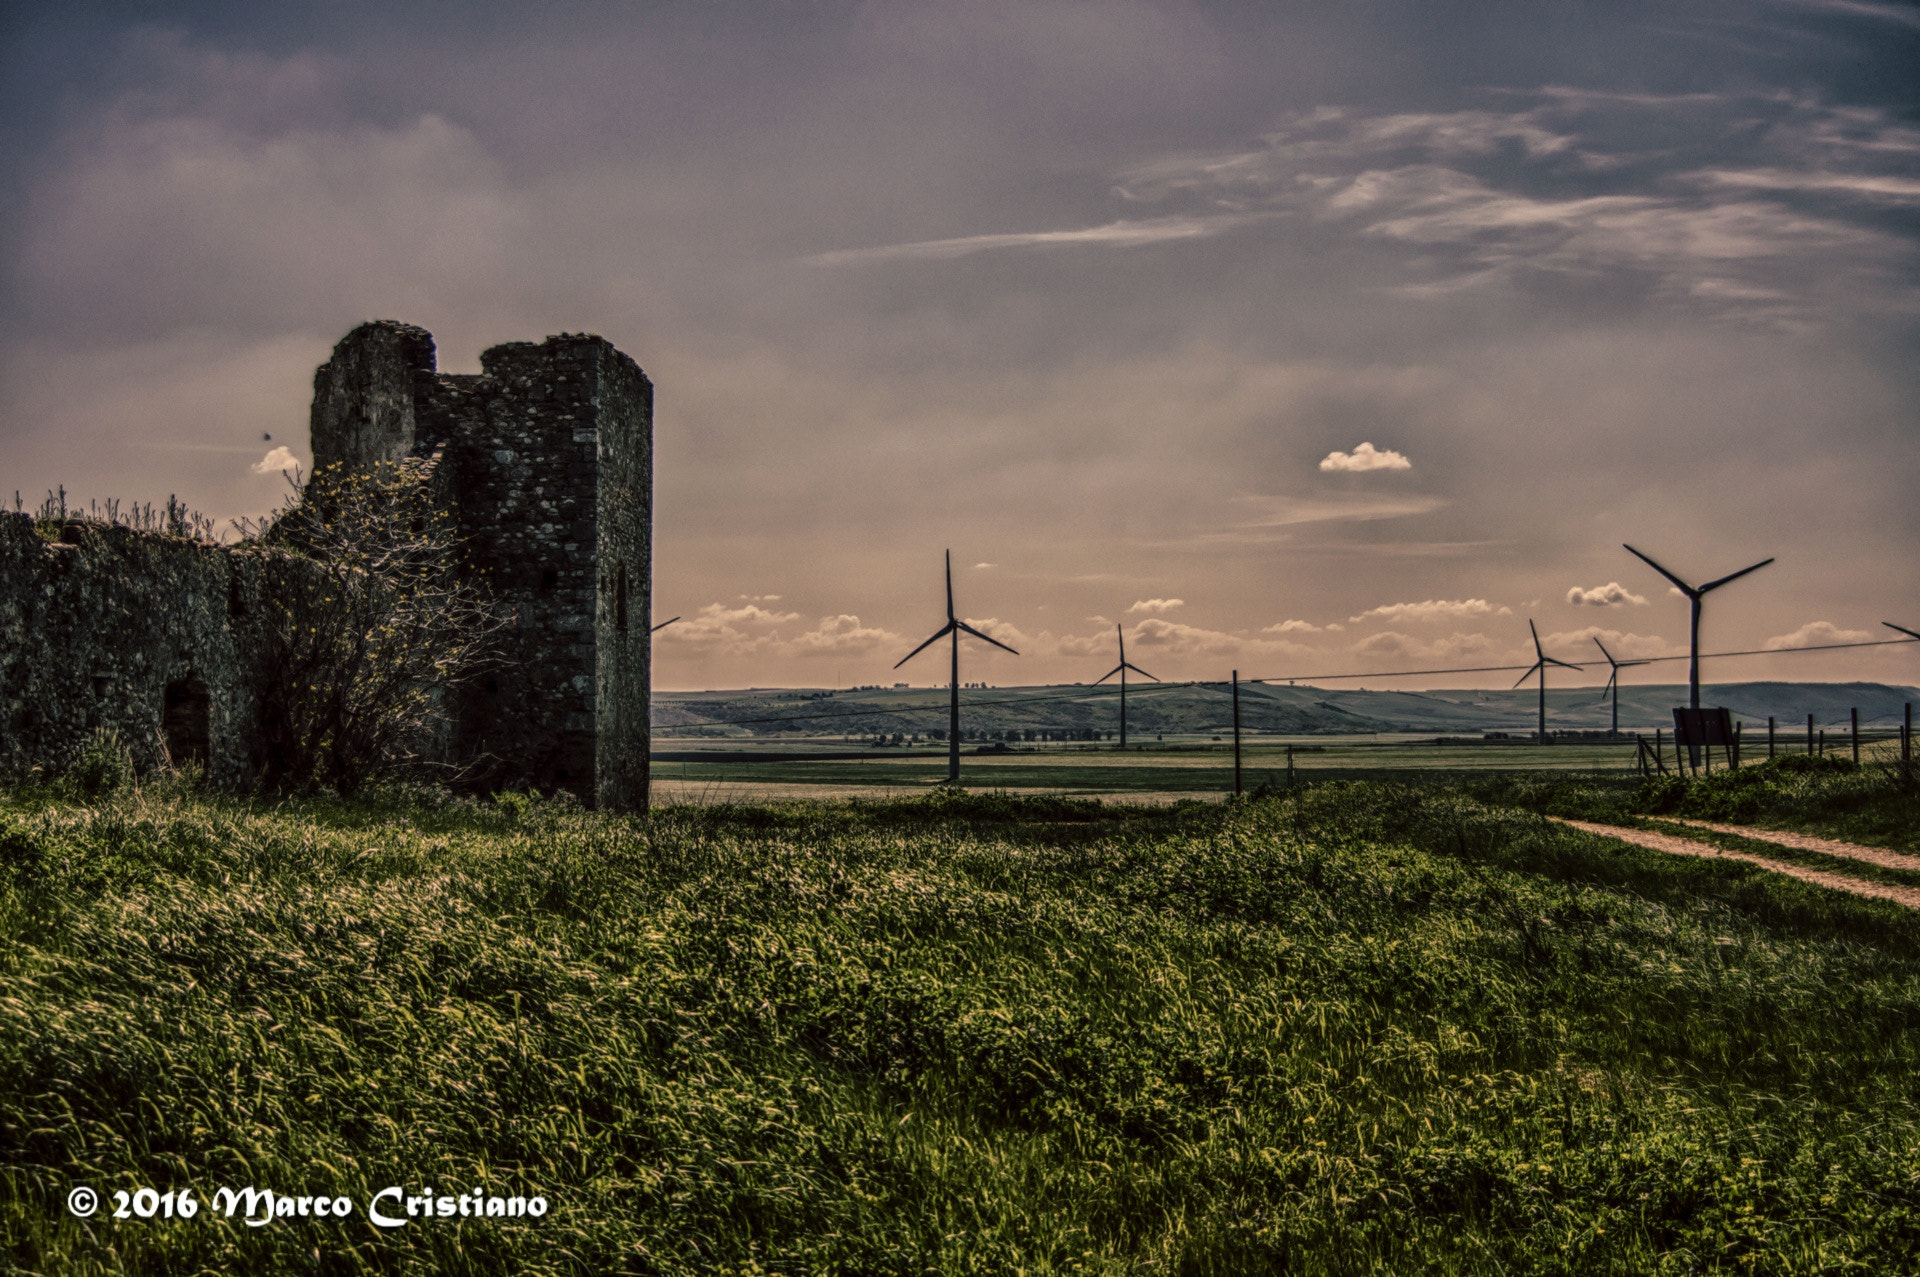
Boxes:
[162,676,211,768]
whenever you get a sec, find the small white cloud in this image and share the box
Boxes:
[1263,618,1322,633]
[1765,620,1875,650]
[1350,598,1496,624]
[738,593,783,602]
[973,562,996,569]
[1567,582,1649,607]
[1319,441,1412,473]
[1128,598,1185,613]
[251,445,300,475]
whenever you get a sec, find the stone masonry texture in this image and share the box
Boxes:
[3,320,654,810]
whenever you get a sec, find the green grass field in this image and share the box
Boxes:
[4,763,1920,1273]
[650,736,1656,804]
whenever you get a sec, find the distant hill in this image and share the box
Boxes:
[655,681,1920,739]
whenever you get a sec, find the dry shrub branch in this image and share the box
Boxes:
[243,460,505,795]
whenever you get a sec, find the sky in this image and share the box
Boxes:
[2,0,1917,692]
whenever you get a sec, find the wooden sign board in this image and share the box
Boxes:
[1672,707,1735,748]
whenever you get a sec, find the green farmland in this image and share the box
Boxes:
[5,757,1920,1273]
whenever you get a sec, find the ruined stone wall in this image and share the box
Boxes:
[309,321,438,470]
[307,321,653,808]
[0,513,314,785]
[588,343,653,813]
[2,322,653,806]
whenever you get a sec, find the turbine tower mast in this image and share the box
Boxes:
[1591,637,1653,738]
[1623,545,1773,711]
[1513,619,1580,744]
[1091,624,1159,749]
[894,551,1018,783]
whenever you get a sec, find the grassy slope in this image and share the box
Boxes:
[3,782,1920,1274]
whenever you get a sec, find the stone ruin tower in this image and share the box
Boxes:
[309,321,653,811]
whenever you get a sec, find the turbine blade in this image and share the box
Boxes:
[1886,621,1920,641]
[1512,660,1544,690]
[1623,544,1695,596]
[1592,636,1616,666]
[1698,557,1774,593]
[1528,618,1545,659]
[650,615,681,633]
[1122,662,1161,682]
[945,549,954,622]
[894,622,955,668]
[1545,656,1582,670]
[1090,666,1123,686]
[956,620,1019,655]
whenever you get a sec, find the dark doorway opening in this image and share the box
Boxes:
[162,676,211,769]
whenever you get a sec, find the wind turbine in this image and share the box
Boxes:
[1591,637,1653,738]
[1090,624,1159,749]
[1623,545,1773,712]
[894,551,1018,783]
[1513,619,1580,744]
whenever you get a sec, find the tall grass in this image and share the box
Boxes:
[3,782,1920,1273]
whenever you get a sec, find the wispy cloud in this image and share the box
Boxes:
[791,614,902,653]
[1765,620,1876,648]
[806,213,1267,266]
[1234,492,1445,529]
[1543,626,1677,659]
[1127,597,1184,613]
[1350,598,1502,624]
[1319,441,1412,472]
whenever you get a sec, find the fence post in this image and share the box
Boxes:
[1655,727,1663,775]
[1808,712,1815,755]
[1287,743,1295,788]
[1904,701,1912,784]
[1768,715,1775,759]
[1852,707,1860,765]
[1231,670,1242,798]
[1732,721,1741,770]
[1819,729,1826,757]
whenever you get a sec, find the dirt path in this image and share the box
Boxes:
[1551,818,1920,910]
[1659,818,1920,874]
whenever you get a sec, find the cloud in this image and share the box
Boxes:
[250,444,301,475]
[738,593,783,602]
[1128,597,1184,613]
[791,614,902,653]
[659,601,803,654]
[1263,618,1325,633]
[1114,97,1920,325]
[1541,626,1678,660]
[1764,620,1876,649]
[806,213,1268,266]
[973,562,995,569]
[1318,441,1412,472]
[1351,630,1503,663]
[1566,581,1648,607]
[1123,617,1316,661]
[1230,492,1445,530]
[1350,598,1499,624]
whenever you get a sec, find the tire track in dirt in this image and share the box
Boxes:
[1550,818,1920,910]
[1659,818,1920,874]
